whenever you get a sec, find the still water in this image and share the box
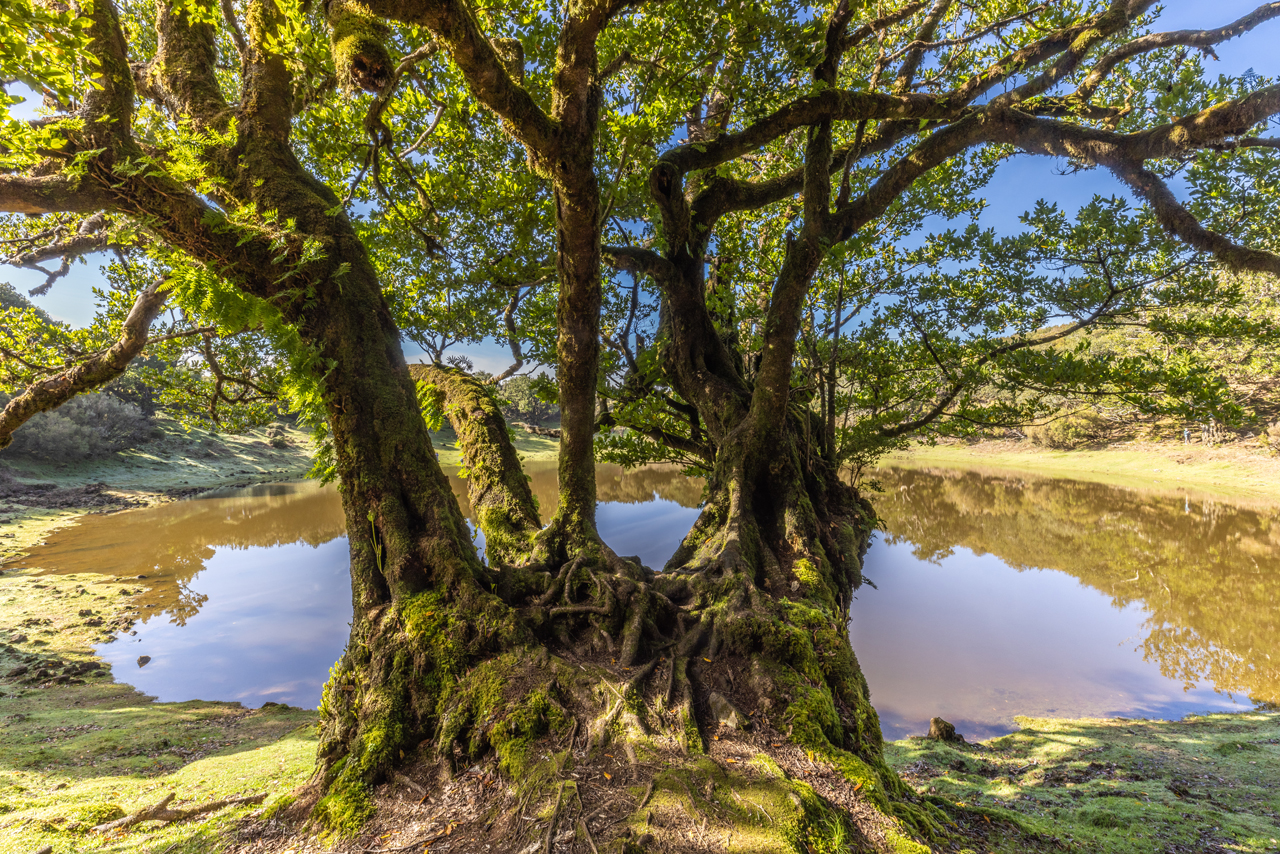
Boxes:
[15,462,1279,739]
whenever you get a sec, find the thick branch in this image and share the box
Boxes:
[601,245,676,284]
[1111,160,1280,277]
[409,364,542,565]
[0,176,115,216]
[137,0,232,129]
[658,89,965,175]
[987,1,1154,111]
[362,0,558,158]
[0,282,168,449]
[893,0,952,92]
[1075,2,1280,101]
[91,792,266,833]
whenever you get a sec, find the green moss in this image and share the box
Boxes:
[73,802,125,826]
[326,0,392,92]
[314,587,527,835]
[883,827,933,854]
[261,794,297,820]
[312,765,376,836]
[792,558,820,587]
[780,779,862,854]
[886,712,1280,854]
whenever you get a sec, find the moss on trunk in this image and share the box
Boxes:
[408,364,542,568]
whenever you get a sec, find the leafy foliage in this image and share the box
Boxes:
[0,391,153,461]
[497,374,556,425]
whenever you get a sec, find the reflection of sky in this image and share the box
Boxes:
[89,490,699,709]
[596,498,701,571]
[852,537,1244,742]
[97,538,353,708]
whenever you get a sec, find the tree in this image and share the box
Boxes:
[500,372,558,425]
[3,1,1280,852]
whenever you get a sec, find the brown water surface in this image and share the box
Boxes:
[857,466,1280,739]
[13,462,1278,739]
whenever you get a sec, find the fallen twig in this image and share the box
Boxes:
[577,818,600,854]
[91,792,266,833]
[394,771,427,796]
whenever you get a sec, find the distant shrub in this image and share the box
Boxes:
[499,373,559,425]
[1025,412,1110,450]
[1265,422,1280,451]
[0,392,154,461]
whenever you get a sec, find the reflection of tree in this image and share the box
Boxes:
[872,466,1280,706]
[32,468,704,626]
[28,482,346,624]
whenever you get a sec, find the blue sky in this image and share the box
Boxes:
[6,0,1276,374]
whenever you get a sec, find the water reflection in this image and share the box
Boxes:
[16,463,703,707]
[17,481,346,625]
[858,466,1280,739]
[18,459,1279,734]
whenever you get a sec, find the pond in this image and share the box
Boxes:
[14,462,1279,740]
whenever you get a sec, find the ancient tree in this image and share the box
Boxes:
[3,0,1280,851]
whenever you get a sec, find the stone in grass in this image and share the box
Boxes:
[708,691,750,731]
[928,717,965,743]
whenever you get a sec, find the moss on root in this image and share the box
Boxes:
[313,585,528,834]
[435,652,572,783]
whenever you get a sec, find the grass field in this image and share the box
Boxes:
[884,438,1280,505]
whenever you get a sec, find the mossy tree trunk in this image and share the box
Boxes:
[364,0,610,562]
[1,1,943,849]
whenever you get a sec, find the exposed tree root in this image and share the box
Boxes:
[299,378,962,852]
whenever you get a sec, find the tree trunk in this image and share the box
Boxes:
[409,363,542,569]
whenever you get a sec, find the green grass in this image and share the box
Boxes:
[0,417,314,494]
[885,438,1280,505]
[886,712,1280,853]
[0,570,318,854]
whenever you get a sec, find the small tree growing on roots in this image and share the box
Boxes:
[2,0,1279,851]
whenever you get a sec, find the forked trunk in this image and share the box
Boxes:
[308,335,946,850]
[293,176,938,854]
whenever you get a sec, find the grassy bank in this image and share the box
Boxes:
[0,418,316,566]
[0,569,318,853]
[884,438,1280,505]
[888,712,1280,853]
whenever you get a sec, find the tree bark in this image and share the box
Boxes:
[409,363,542,569]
